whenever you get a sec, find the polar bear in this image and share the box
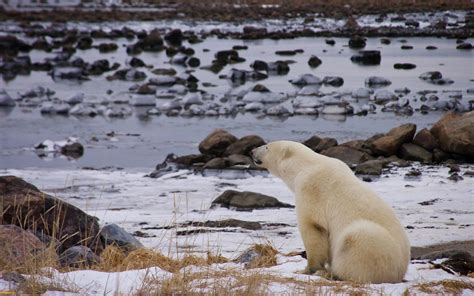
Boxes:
[250,141,410,283]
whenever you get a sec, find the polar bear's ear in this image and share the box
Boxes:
[281,146,293,160]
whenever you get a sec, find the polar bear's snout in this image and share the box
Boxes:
[250,148,262,165]
[250,145,266,165]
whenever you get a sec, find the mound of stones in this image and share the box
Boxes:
[0,176,143,268]
[150,112,474,178]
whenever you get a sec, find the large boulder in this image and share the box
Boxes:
[211,190,294,211]
[430,112,474,158]
[303,136,338,153]
[355,160,384,175]
[224,135,265,156]
[370,124,417,156]
[321,146,373,166]
[0,176,101,252]
[399,143,433,163]
[199,129,238,156]
[413,128,439,151]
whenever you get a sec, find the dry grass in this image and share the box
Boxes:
[413,279,474,295]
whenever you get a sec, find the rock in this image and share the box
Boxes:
[60,246,100,267]
[129,57,146,67]
[215,50,240,63]
[203,157,230,169]
[292,96,322,109]
[289,74,322,85]
[303,136,338,153]
[433,148,451,163]
[426,45,438,50]
[173,154,212,167]
[374,90,397,105]
[448,173,464,182]
[394,87,411,94]
[0,225,48,267]
[380,38,391,45]
[321,146,372,166]
[370,124,417,156]
[456,43,473,50]
[413,128,439,151]
[265,104,292,116]
[275,50,302,56]
[308,55,322,68]
[405,20,420,27]
[52,67,87,80]
[321,102,353,115]
[0,176,101,252]
[211,190,294,211]
[199,129,238,156]
[0,90,15,107]
[98,43,118,53]
[189,219,262,230]
[355,160,384,175]
[325,39,336,45]
[250,60,268,72]
[322,76,344,87]
[227,154,253,166]
[77,36,93,50]
[350,50,381,65]
[235,245,278,269]
[394,63,416,70]
[348,36,366,49]
[227,68,267,82]
[419,71,442,81]
[164,29,183,46]
[420,250,474,276]
[401,45,413,50]
[242,90,285,104]
[352,88,372,99]
[136,29,164,52]
[430,112,474,158]
[224,135,265,156]
[365,76,392,87]
[66,93,84,105]
[399,143,432,163]
[152,68,176,76]
[61,142,84,159]
[129,95,156,106]
[100,223,143,250]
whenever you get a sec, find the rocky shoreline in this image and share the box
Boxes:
[1,1,473,23]
[150,111,474,178]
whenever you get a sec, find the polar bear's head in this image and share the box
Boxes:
[250,141,304,178]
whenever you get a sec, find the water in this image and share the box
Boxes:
[1,35,473,169]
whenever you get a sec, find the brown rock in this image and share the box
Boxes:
[0,225,48,268]
[173,154,212,166]
[413,128,439,151]
[399,143,433,163]
[370,123,417,156]
[433,148,451,163]
[355,160,384,175]
[321,146,373,166]
[211,190,294,211]
[0,176,101,253]
[224,135,265,156]
[341,139,373,154]
[199,129,238,156]
[430,111,474,158]
[303,136,338,153]
[227,154,253,166]
[203,157,230,169]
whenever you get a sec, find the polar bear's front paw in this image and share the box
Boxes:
[298,266,317,275]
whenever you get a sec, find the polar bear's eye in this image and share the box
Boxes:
[265,146,268,150]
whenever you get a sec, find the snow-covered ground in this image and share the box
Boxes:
[1,165,473,295]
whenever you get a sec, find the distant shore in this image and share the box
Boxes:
[1,1,473,23]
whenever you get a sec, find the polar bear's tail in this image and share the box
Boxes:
[330,219,408,284]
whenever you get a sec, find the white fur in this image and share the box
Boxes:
[251,141,410,283]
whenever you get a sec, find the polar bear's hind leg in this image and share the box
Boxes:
[331,220,406,284]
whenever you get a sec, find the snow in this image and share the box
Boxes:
[1,164,473,295]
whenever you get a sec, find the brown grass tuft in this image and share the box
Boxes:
[414,279,474,295]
